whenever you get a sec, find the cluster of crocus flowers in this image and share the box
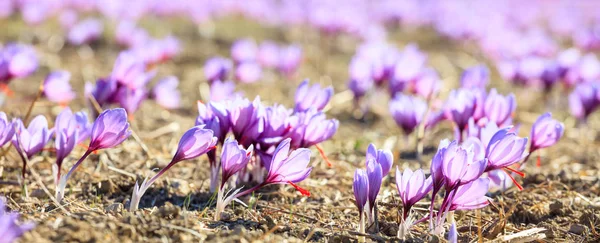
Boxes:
[0,43,38,94]
[352,144,392,235]
[0,197,34,241]
[85,51,182,115]
[195,80,337,192]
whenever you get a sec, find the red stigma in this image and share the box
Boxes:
[315,144,332,167]
[536,154,541,167]
[0,83,14,97]
[503,168,524,191]
[287,181,310,196]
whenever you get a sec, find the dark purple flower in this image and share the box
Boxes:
[294,79,333,112]
[152,76,180,109]
[353,169,369,214]
[67,18,104,46]
[389,94,427,135]
[460,65,489,89]
[231,38,258,63]
[43,71,75,104]
[530,113,564,152]
[395,167,432,219]
[85,78,118,108]
[235,62,262,83]
[569,82,600,121]
[0,197,35,242]
[483,89,516,127]
[204,57,232,83]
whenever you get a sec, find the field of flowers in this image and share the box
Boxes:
[0,1,599,242]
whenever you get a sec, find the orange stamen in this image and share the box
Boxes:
[503,168,523,191]
[536,154,541,167]
[287,181,310,196]
[314,144,332,167]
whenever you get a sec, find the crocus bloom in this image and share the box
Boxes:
[396,167,432,219]
[111,51,155,89]
[485,128,528,171]
[257,104,292,151]
[0,43,38,82]
[445,89,477,141]
[0,197,35,242]
[86,78,118,108]
[209,80,237,102]
[67,18,104,46]
[215,138,253,220]
[278,45,302,76]
[196,102,227,192]
[348,57,374,100]
[130,125,217,211]
[12,116,52,176]
[412,69,440,99]
[151,76,180,109]
[449,178,490,211]
[366,159,382,219]
[258,41,279,68]
[568,82,600,122]
[228,96,265,147]
[484,89,516,127]
[460,65,489,89]
[287,109,338,149]
[366,143,393,176]
[231,38,258,63]
[140,36,180,64]
[389,94,427,135]
[0,112,15,147]
[294,79,333,112]
[235,62,262,83]
[115,21,148,47]
[53,108,79,183]
[115,86,147,115]
[204,57,232,83]
[88,108,131,151]
[438,141,487,190]
[530,113,564,152]
[353,169,369,214]
[43,71,75,104]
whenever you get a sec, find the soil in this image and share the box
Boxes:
[0,16,599,242]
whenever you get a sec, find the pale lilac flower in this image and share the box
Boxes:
[258,41,279,68]
[151,76,180,109]
[439,141,487,190]
[392,44,427,85]
[569,82,600,121]
[196,101,228,192]
[448,222,458,243]
[287,109,338,149]
[412,69,440,99]
[0,43,38,82]
[460,65,489,89]
[204,57,232,83]
[115,87,147,114]
[445,89,477,141]
[0,112,15,147]
[449,178,490,211]
[209,80,238,102]
[231,38,258,63]
[389,94,427,135]
[485,128,528,171]
[294,79,333,112]
[348,57,374,100]
[59,10,78,29]
[0,197,35,242]
[484,89,516,127]
[366,143,393,176]
[110,51,155,89]
[88,108,131,151]
[130,125,217,211]
[53,108,78,183]
[278,45,302,75]
[134,36,180,64]
[12,115,52,177]
[353,169,369,214]
[257,104,292,153]
[67,18,104,46]
[115,21,148,47]
[235,62,262,83]
[43,71,75,104]
[228,96,265,147]
[215,138,253,220]
[73,111,92,144]
[395,167,432,219]
[530,113,564,152]
[366,159,382,215]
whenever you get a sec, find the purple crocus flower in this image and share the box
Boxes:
[53,108,79,184]
[567,54,600,85]
[485,128,528,171]
[0,112,15,147]
[73,111,92,144]
[366,143,393,176]
[483,89,516,127]
[0,197,35,242]
[530,113,564,153]
[448,178,490,211]
[12,116,52,177]
[214,137,253,220]
[0,43,38,83]
[86,78,118,108]
[110,51,155,89]
[88,108,131,152]
[258,41,279,68]
[257,104,292,151]
[392,44,427,87]
[228,96,265,147]
[130,125,217,210]
[389,94,427,135]
[412,69,440,99]
[115,21,148,48]
[569,82,600,122]
[231,38,258,63]
[204,57,232,83]
[445,89,477,142]
[277,45,302,76]
[294,79,333,112]
[235,62,262,83]
[353,168,369,215]
[366,159,382,216]
[209,80,238,102]
[115,86,147,115]
[439,140,487,190]
[396,167,432,219]
[348,57,374,100]
[287,109,339,149]
[67,18,104,46]
[151,76,180,109]
[43,71,75,104]
[143,36,180,64]
[460,65,489,89]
